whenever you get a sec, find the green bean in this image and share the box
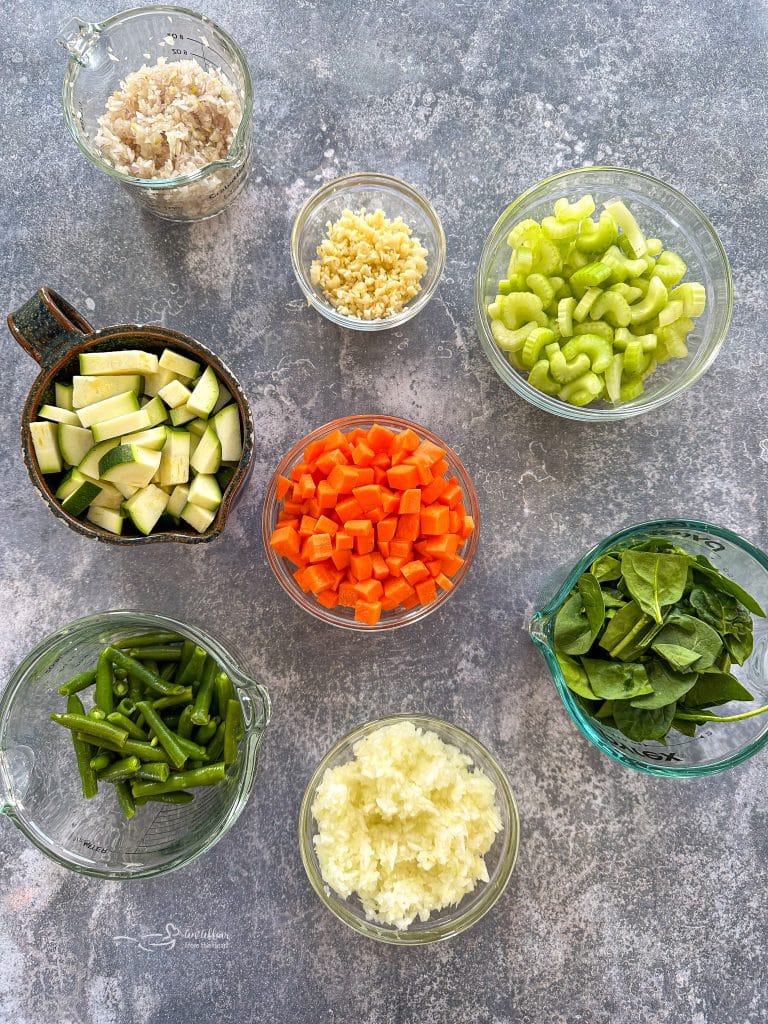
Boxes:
[52,712,128,748]
[116,781,136,820]
[57,669,97,697]
[107,712,148,741]
[95,651,114,715]
[88,708,106,721]
[127,674,144,703]
[224,699,244,765]
[214,671,234,719]
[104,647,185,696]
[187,759,204,770]
[160,662,178,681]
[177,705,194,739]
[152,687,193,711]
[136,762,170,783]
[113,667,128,680]
[178,639,196,676]
[177,645,206,688]
[134,791,194,806]
[143,659,159,677]
[195,716,220,746]
[135,701,189,769]
[112,679,128,698]
[128,646,183,662]
[131,762,226,798]
[114,632,182,649]
[116,698,136,717]
[206,721,226,762]
[191,657,216,725]
[79,734,171,764]
[67,696,98,799]
[89,752,112,772]
[97,755,141,783]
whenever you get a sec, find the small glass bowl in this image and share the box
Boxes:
[0,611,271,878]
[475,166,733,421]
[290,172,446,330]
[529,519,768,777]
[299,714,520,944]
[262,415,480,631]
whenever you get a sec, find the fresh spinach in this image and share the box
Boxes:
[553,593,593,656]
[578,572,605,640]
[599,600,661,661]
[619,550,689,623]
[689,556,765,617]
[651,610,722,671]
[581,659,652,700]
[590,554,622,582]
[630,662,698,709]
[681,672,754,708]
[613,700,677,742]
[652,643,701,672]
[671,717,698,737]
[557,652,598,699]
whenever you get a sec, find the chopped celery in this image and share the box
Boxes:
[603,199,647,257]
[521,327,556,369]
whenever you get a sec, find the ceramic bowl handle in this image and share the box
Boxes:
[7,288,95,368]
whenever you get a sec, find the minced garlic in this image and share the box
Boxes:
[310,207,428,320]
[311,720,502,930]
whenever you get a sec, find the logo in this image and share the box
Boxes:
[113,922,229,952]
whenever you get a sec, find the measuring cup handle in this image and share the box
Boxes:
[7,288,95,368]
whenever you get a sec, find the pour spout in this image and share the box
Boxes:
[56,17,101,65]
[528,611,553,647]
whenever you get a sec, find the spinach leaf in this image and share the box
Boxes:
[671,717,698,737]
[556,652,598,699]
[554,593,593,656]
[619,551,689,623]
[630,662,698,709]
[689,556,766,618]
[577,572,605,641]
[652,643,701,672]
[582,658,652,700]
[682,672,754,708]
[595,699,615,719]
[723,620,754,666]
[651,610,722,671]
[688,586,745,637]
[590,554,621,582]
[599,600,661,661]
[613,700,677,742]
[602,589,626,609]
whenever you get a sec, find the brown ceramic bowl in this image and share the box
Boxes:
[7,288,254,545]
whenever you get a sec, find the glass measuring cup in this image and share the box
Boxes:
[0,611,271,878]
[57,5,253,221]
[529,520,768,777]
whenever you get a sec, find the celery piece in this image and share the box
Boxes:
[511,245,534,275]
[646,238,663,257]
[549,348,591,384]
[603,199,647,258]
[629,276,668,325]
[561,334,614,374]
[570,261,612,294]
[591,291,631,327]
[500,291,546,331]
[573,287,602,323]
[566,248,591,271]
[491,318,537,353]
[542,216,578,242]
[521,327,556,369]
[573,320,613,342]
[507,219,541,250]
[533,239,563,275]
[575,211,618,253]
[526,273,556,307]
[558,371,603,405]
[658,299,685,328]
[623,339,652,376]
[558,297,576,338]
[498,279,513,296]
[628,276,650,296]
[528,359,561,395]
[620,379,645,402]
[614,328,656,353]
[670,282,706,317]
[652,250,687,288]
[604,353,624,404]
[609,282,643,305]
[554,194,596,224]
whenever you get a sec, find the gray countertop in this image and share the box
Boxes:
[1,1,767,1022]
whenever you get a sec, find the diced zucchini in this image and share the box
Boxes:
[159,428,191,487]
[88,479,124,510]
[166,484,190,518]
[159,349,200,379]
[87,506,125,535]
[58,423,95,467]
[187,418,208,437]
[142,395,169,427]
[122,484,170,535]
[72,375,142,408]
[142,367,180,397]
[92,408,152,442]
[78,439,119,478]
[212,383,232,415]
[190,425,221,475]
[212,404,242,463]
[186,365,219,418]
[30,421,62,473]
[99,444,162,489]
[61,480,102,516]
[38,405,81,426]
[55,383,74,411]
[79,350,159,376]
[55,469,86,500]
[120,425,167,451]
[169,404,198,427]
[181,502,216,533]
[76,390,140,427]
[188,473,222,511]
[158,379,192,409]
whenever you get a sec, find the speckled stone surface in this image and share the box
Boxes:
[1,1,767,1022]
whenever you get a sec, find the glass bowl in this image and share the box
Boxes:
[529,519,768,777]
[261,415,480,631]
[0,611,271,878]
[290,172,446,330]
[475,166,733,421]
[298,714,520,944]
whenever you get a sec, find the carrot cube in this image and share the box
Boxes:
[386,464,420,490]
[401,560,430,586]
[322,429,348,452]
[355,532,375,556]
[352,484,382,510]
[354,578,383,602]
[389,539,413,559]
[415,578,437,605]
[276,475,293,501]
[303,564,335,594]
[335,497,365,523]
[349,553,373,581]
[335,531,354,551]
[270,525,300,559]
[316,449,348,475]
[399,488,422,515]
[439,482,463,508]
[367,423,396,451]
[381,491,400,516]
[378,540,390,558]
[422,534,461,559]
[351,441,375,467]
[392,428,420,452]
[354,600,382,626]
[315,514,338,536]
[377,517,398,543]
[299,515,318,536]
[414,439,446,464]
[297,473,316,500]
[436,572,453,592]
[401,594,419,610]
[316,480,337,510]
[441,554,465,576]
[371,553,389,580]
[302,533,333,563]
[331,548,351,570]
[461,515,475,538]
[371,451,392,469]
[420,476,449,504]
[338,584,359,608]
[327,464,360,494]
[385,555,406,577]
[383,577,415,603]
[421,504,450,535]
[293,567,312,593]
[345,519,373,537]
[395,513,420,541]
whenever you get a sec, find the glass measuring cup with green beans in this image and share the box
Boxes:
[57,5,253,221]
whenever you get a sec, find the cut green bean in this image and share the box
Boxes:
[136,761,171,783]
[135,700,190,769]
[116,781,136,820]
[191,657,216,725]
[57,669,97,697]
[223,699,244,766]
[160,662,178,680]
[52,712,128,748]
[104,647,185,696]
[152,687,194,711]
[214,671,234,719]
[134,791,194,806]
[67,695,98,799]
[131,762,226,798]
[112,679,129,698]
[97,755,141,783]
[177,645,207,688]
[88,707,107,721]
[80,735,172,764]
[95,650,114,715]
[195,717,220,746]
[114,632,182,649]
[177,705,195,739]
[178,639,196,677]
[89,752,112,772]
[107,712,149,741]
[116,698,136,717]
[128,646,183,662]
[206,721,226,762]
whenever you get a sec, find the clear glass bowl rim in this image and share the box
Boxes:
[298,713,520,944]
[0,609,271,878]
[529,518,768,777]
[289,171,447,331]
[60,4,254,189]
[261,414,480,631]
[474,165,734,421]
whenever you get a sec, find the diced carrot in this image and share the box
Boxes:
[270,525,301,559]
[303,438,326,462]
[371,451,391,469]
[316,589,339,609]
[395,513,420,541]
[316,448,348,475]
[380,596,401,612]
[415,578,437,605]
[378,540,390,558]
[277,515,299,529]
[355,532,375,556]
[316,480,337,510]
[414,439,445,464]
[328,567,346,591]
[401,560,430,585]
[436,572,453,592]
[327,463,361,494]
[354,578,383,602]
[349,553,372,580]
[335,531,354,551]
[389,539,412,559]
[371,553,389,580]
[421,533,461,559]
[439,482,463,508]
[432,458,450,477]
[315,514,338,536]
[303,564,335,594]
[377,517,397,543]
[381,491,400,516]
[391,428,420,452]
[441,554,465,576]
[420,476,450,504]
[289,461,312,482]
[307,498,322,519]
[385,555,406,576]
[383,577,415,603]
[322,428,348,452]
[372,467,387,486]
[345,519,373,538]
[354,600,382,626]
[401,594,419,610]
[399,488,422,515]
[335,497,365,523]
[448,510,461,534]
[302,533,333,563]
[299,515,318,536]
[276,475,292,501]
[338,583,360,607]
[405,454,433,485]
[426,559,442,578]
[455,501,467,519]
[293,567,312,592]
[331,547,351,571]
[421,504,450,535]
[283,500,308,516]
[367,508,384,525]
[367,423,396,451]
[352,484,382,510]
[348,428,368,442]
[351,441,375,467]
[460,516,475,539]
[386,463,420,490]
